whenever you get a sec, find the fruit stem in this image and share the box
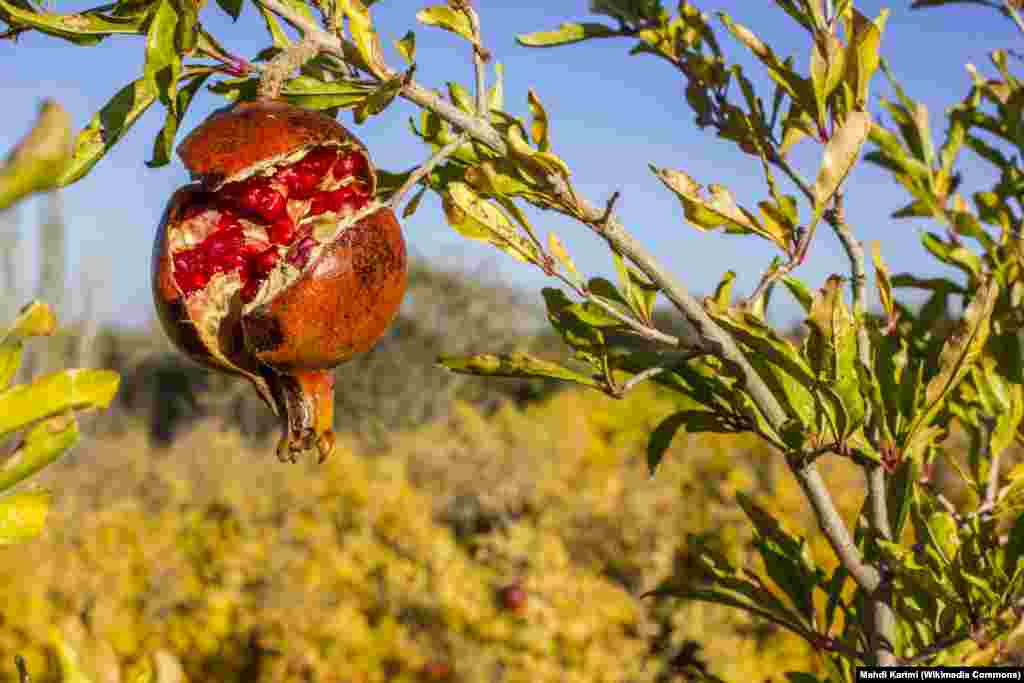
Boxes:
[272,368,337,463]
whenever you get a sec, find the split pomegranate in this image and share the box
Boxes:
[153,100,407,463]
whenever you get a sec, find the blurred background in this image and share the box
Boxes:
[0,1,1013,681]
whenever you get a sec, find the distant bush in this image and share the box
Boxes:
[0,382,879,682]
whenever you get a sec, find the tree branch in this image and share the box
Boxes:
[387,133,467,212]
[828,192,895,665]
[253,0,880,613]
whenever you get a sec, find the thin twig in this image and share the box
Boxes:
[900,628,974,665]
[584,292,681,347]
[828,192,896,665]
[614,350,705,396]
[387,133,467,212]
[979,416,1001,517]
[460,1,489,116]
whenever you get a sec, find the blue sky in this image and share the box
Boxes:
[0,1,1016,329]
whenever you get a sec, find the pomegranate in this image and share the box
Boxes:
[153,100,407,462]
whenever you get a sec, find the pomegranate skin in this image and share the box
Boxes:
[178,99,370,189]
[151,99,407,463]
[244,207,407,371]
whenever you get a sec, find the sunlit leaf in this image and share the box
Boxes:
[59,79,158,186]
[516,21,617,47]
[416,4,474,42]
[0,414,78,494]
[0,489,51,545]
[438,352,602,390]
[394,30,416,64]
[148,72,210,167]
[813,110,872,213]
[0,101,71,211]
[0,301,58,391]
[0,369,119,439]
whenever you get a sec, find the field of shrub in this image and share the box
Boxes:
[0,264,877,682]
[0,375,876,682]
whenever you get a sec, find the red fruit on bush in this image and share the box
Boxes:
[153,99,407,462]
[497,582,528,614]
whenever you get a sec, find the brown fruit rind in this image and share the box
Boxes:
[153,101,406,463]
[177,99,373,192]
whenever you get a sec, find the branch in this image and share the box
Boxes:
[253,0,508,153]
[251,0,881,609]
[828,192,895,665]
[584,292,681,348]
[979,416,1000,517]
[258,37,320,99]
[387,133,467,212]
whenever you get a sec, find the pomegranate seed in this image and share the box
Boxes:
[309,186,359,217]
[333,151,367,180]
[268,218,295,245]
[249,247,281,277]
[278,147,337,199]
[221,178,288,224]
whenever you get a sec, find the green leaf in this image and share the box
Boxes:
[402,185,427,219]
[718,13,814,113]
[0,101,72,211]
[51,627,95,683]
[0,414,79,494]
[650,166,787,249]
[489,62,504,114]
[813,110,872,214]
[527,89,550,152]
[0,0,146,43]
[148,72,210,168]
[442,182,543,265]
[810,33,846,126]
[842,8,888,108]
[143,0,182,112]
[541,288,606,363]
[904,279,998,444]
[805,276,866,440]
[394,30,416,64]
[869,242,895,322]
[337,0,387,77]
[0,369,119,439]
[516,21,617,47]
[354,73,404,124]
[737,493,821,624]
[437,352,602,390]
[781,276,814,313]
[0,489,51,545]
[416,4,474,42]
[59,79,158,187]
[214,0,243,21]
[1004,513,1024,574]
[0,301,58,391]
[886,460,915,540]
[257,0,290,47]
[648,410,737,475]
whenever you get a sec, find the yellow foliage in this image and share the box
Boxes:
[0,384,865,682]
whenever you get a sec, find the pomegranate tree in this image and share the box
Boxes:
[152,100,407,463]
